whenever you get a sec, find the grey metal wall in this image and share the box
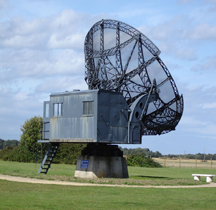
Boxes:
[49,90,98,142]
[97,90,129,144]
[43,89,129,144]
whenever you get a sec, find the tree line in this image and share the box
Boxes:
[120,148,216,160]
[0,139,19,149]
[1,116,216,165]
[0,116,161,167]
[120,147,163,158]
[0,116,87,164]
[166,153,216,161]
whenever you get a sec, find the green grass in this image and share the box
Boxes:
[1,160,216,209]
[0,179,216,210]
[0,160,216,186]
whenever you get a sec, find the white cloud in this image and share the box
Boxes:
[0,86,43,139]
[35,76,88,93]
[179,113,216,138]
[0,48,84,82]
[183,23,216,40]
[175,48,197,61]
[201,102,216,109]
[191,56,216,72]
[0,9,101,49]
[177,0,193,4]
[138,15,199,60]
[47,33,83,49]
[138,3,216,63]
[206,0,216,4]
[0,9,95,140]
[0,0,8,9]
[176,84,216,139]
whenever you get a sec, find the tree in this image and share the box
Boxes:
[20,116,42,158]
[55,143,87,164]
[3,140,19,148]
[0,139,3,149]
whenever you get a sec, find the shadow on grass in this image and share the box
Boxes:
[130,175,173,180]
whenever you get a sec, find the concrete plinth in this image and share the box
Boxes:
[74,144,128,178]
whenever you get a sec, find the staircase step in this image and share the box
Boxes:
[38,143,59,174]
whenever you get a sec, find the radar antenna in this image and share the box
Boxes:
[84,19,183,135]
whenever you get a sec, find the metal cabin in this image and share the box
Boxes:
[42,89,130,144]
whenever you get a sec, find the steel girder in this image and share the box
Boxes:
[84,19,183,135]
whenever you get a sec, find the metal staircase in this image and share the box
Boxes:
[38,143,59,174]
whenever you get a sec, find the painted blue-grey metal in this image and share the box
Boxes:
[38,143,59,174]
[41,87,162,145]
[42,89,131,144]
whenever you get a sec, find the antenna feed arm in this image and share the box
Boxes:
[139,78,159,122]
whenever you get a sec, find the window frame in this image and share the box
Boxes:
[53,103,63,117]
[83,100,93,117]
[43,101,50,119]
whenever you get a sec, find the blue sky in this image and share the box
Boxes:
[0,0,216,155]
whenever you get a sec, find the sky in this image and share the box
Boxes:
[0,0,216,155]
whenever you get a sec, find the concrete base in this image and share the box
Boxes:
[75,155,128,178]
[74,144,128,178]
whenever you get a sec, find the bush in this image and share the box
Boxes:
[0,145,34,162]
[20,116,42,157]
[126,154,162,168]
[0,141,87,165]
[55,143,87,164]
[0,146,14,161]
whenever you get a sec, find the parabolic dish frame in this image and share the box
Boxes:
[84,19,183,135]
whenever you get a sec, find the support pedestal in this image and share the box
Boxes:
[74,144,128,178]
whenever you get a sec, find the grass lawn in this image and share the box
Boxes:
[0,160,216,186]
[0,179,216,210]
[0,160,216,209]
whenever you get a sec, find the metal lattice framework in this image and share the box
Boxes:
[84,19,183,135]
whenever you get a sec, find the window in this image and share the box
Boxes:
[83,101,93,116]
[45,103,49,118]
[53,103,63,116]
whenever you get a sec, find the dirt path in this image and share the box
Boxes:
[0,174,216,188]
